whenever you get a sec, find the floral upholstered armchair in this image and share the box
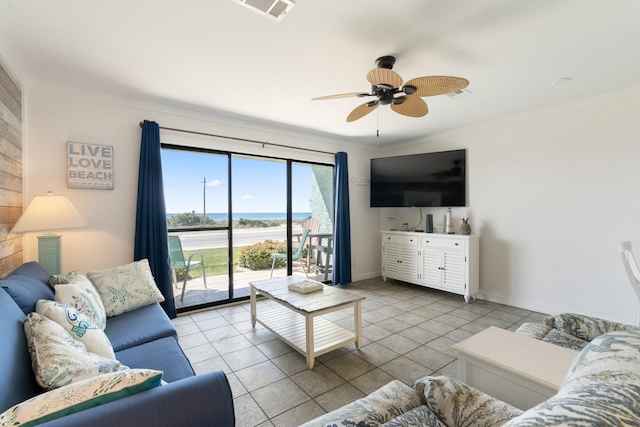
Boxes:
[303,330,640,427]
[515,312,640,351]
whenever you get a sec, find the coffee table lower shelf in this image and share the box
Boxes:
[257,307,357,367]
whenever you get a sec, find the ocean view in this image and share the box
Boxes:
[166,212,312,221]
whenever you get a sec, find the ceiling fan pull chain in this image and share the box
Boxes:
[377,108,380,137]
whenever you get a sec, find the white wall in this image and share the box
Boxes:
[379,87,640,324]
[22,81,381,279]
[22,77,640,325]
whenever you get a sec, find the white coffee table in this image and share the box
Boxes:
[250,276,365,369]
[452,326,580,409]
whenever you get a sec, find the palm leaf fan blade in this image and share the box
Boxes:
[347,102,379,122]
[391,96,428,117]
[405,76,469,97]
[312,92,370,101]
[366,68,403,87]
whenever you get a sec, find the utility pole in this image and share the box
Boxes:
[202,177,206,223]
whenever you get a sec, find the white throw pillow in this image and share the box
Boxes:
[0,369,163,427]
[36,300,115,360]
[54,274,107,330]
[87,259,165,317]
[24,312,127,391]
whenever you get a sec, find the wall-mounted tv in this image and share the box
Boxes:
[370,149,466,208]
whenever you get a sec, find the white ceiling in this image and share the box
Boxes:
[1,0,639,146]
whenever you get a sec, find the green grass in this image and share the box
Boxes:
[183,247,244,277]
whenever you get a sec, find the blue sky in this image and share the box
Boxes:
[161,149,313,214]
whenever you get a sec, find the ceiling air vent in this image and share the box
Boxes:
[446,88,472,100]
[232,0,296,22]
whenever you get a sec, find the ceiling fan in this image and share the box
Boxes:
[312,56,469,122]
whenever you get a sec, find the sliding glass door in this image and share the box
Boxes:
[161,145,334,312]
[161,148,231,310]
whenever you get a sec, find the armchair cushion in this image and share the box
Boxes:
[415,376,522,427]
[299,380,423,427]
[379,405,445,427]
[550,312,640,342]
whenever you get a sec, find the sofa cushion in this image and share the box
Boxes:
[299,380,423,427]
[0,369,163,427]
[0,288,43,413]
[0,262,53,315]
[36,300,115,359]
[54,274,107,330]
[105,303,177,352]
[415,376,522,427]
[87,259,164,317]
[24,313,127,390]
[115,336,195,383]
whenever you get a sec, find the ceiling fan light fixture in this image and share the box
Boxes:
[403,85,417,95]
[378,93,394,105]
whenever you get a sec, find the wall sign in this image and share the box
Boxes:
[67,142,114,190]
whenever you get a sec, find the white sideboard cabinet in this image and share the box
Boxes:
[381,231,479,302]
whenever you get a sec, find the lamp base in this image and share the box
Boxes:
[38,234,62,275]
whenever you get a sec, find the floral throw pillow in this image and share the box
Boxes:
[36,300,115,360]
[0,369,163,427]
[54,274,107,330]
[87,259,165,317]
[24,312,127,391]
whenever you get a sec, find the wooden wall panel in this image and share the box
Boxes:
[0,61,22,277]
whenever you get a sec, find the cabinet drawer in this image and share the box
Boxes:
[382,233,419,245]
[421,237,466,250]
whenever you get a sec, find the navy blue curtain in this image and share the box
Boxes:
[332,152,352,285]
[135,120,176,318]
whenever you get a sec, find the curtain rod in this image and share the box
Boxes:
[139,122,335,156]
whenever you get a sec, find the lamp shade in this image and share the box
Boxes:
[10,193,88,233]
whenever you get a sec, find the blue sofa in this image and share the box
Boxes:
[0,262,235,427]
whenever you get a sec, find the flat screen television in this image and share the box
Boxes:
[370,149,466,207]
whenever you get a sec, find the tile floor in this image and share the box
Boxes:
[171,277,547,427]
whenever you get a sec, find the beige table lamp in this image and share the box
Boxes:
[10,191,87,275]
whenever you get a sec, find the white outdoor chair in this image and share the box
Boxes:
[619,241,640,326]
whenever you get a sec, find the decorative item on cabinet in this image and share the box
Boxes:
[425,214,434,233]
[445,207,455,234]
[460,218,472,235]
